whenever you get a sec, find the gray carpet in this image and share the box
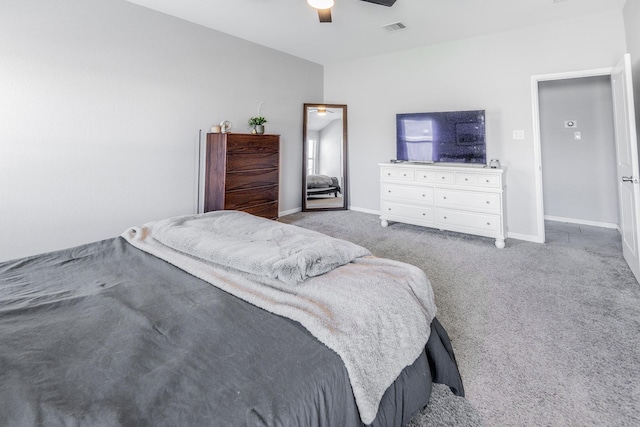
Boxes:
[279,210,640,426]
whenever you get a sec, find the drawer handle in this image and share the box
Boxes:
[388,208,391,211]
[443,216,447,220]
[487,222,491,226]
[486,201,490,204]
[485,179,490,183]
[387,173,391,176]
[403,173,407,177]
[441,176,445,180]
[422,194,426,197]
[443,196,447,200]
[388,190,391,193]
[422,213,426,216]
[464,178,468,181]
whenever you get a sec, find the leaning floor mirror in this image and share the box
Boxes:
[302,104,348,211]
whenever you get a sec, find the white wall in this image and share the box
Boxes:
[0,0,323,262]
[318,119,343,185]
[539,76,618,225]
[325,11,627,240]
[624,0,640,129]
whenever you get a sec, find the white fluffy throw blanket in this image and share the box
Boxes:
[122,211,437,424]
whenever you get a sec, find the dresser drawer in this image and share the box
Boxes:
[435,208,501,234]
[415,169,437,182]
[435,188,501,213]
[227,137,279,154]
[224,185,278,210]
[227,152,279,172]
[455,172,479,186]
[225,169,278,192]
[434,172,455,184]
[381,183,433,203]
[240,201,278,219]
[381,201,434,224]
[380,167,415,181]
[455,172,501,188]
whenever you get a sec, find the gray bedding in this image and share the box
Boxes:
[124,211,438,424]
[0,236,463,426]
[306,174,338,189]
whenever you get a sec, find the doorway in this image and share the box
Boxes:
[532,67,618,244]
[538,75,619,238]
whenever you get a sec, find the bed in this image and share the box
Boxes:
[307,174,341,197]
[0,211,463,426]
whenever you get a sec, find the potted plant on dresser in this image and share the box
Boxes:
[248,116,267,134]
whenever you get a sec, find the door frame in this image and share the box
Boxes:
[530,67,614,243]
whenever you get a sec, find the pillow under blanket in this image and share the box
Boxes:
[149,210,371,285]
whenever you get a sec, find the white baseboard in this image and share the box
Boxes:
[349,206,380,215]
[278,207,301,217]
[544,215,619,230]
[506,231,543,243]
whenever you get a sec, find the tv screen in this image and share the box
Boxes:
[396,110,486,164]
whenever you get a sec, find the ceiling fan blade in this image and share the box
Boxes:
[360,0,396,6]
[318,8,332,23]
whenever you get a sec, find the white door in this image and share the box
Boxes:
[612,53,640,283]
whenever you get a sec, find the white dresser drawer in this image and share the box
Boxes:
[434,172,455,184]
[435,188,501,213]
[381,183,433,203]
[435,208,501,234]
[380,201,434,224]
[455,172,501,188]
[477,173,501,188]
[415,169,437,183]
[380,167,415,181]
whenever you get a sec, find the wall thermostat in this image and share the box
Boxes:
[564,120,577,128]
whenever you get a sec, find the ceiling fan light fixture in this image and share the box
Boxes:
[307,0,334,10]
[317,106,327,116]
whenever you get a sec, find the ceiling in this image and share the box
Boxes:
[124,0,627,65]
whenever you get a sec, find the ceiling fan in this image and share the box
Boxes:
[307,0,397,24]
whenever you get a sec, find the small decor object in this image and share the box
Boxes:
[210,125,221,133]
[489,159,501,169]
[248,116,267,135]
[220,121,232,133]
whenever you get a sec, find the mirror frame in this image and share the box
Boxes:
[302,103,349,212]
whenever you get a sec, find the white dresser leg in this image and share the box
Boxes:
[495,238,505,249]
[381,219,389,227]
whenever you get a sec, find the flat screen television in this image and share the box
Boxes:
[396,110,486,164]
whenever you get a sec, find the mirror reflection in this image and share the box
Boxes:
[302,104,348,211]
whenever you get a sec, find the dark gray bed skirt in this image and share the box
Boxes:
[0,237,464,427]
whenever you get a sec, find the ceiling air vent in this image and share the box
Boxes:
[383,22,406,32]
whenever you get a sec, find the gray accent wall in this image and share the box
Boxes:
[538,76,618,225]
[0,0,323,262]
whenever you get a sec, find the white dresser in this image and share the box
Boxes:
[379,163,506,248]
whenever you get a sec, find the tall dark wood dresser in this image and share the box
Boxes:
[204,133,280,220]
